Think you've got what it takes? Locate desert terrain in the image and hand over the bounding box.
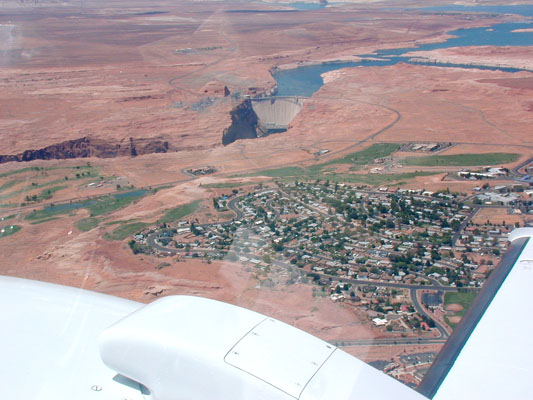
[0,0,532,387]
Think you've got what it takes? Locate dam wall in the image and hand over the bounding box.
[222,96,305,145]
[251,97,304,131]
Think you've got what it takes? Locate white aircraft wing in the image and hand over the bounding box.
[418,227,533,399]
[2,228,533,399]
[0,276,422,400]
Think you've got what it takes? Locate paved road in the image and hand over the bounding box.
[512,156,533,177]
[410,288,449,338]
[331,337,447,347]
[145,187,479,338]
[312,272,470,292]
[452,205,480,246]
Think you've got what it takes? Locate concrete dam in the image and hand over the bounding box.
[251,97,304,135]
[222,97,305,145]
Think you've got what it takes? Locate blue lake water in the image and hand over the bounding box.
[419,5,533,17]
[273,19,533,97]
[114,189,149,199]
[286,2,325,10]
[43,189,148,213]
[267,2,326,10]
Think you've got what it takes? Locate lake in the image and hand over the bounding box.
[273,6,533,97]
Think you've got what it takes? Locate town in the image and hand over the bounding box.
[130,179,530,352]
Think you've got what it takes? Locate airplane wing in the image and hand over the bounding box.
[0,277,422,400]
[1,228,532,399]
[418,227,533,399]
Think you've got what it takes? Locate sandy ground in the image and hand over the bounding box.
[344,343,443,365]
[0,1,531,360]
[472,207,525,226]
[445,303,464,312]
[0,208,376,342]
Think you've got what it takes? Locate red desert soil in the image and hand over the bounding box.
[0,209,375,342]
[447,316,462,324]
[0,0,531,345]
[345,343,444,365]
[472,207,525,226]
[0,1,510,155]
[316,63,533,149]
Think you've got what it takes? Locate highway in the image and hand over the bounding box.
[451,205,481,246]
[331,337,447,347]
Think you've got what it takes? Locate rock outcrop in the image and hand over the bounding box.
[222,100,259,145]
[0,137,169,164]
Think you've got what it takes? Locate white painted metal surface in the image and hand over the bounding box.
[434,228,533,399]
[1,276,424,400]
[224,317,336,398]
[0,276,143,400]
[100,295,424,400]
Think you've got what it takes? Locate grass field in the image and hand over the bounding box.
[321,143,401,166]
[244,165,442,185]
[444,291,478,328]
[401,153,519,167]
[30,217,62,225]
[87,192,146,217]
[25,202,88,221]
[0,179,23,193]
[0,224,21,238]
[25,190,148,221]
[238,143,408,183]
[201,182,257,189]
[158,200,201,224]
[76,217,100,232]
[0,165,101,202]
[0,167,40,178]
[36,185,68,201]
[0,179,76,201]
[245,167,307,178]
[105,222,149,241]
[315,171,442,185]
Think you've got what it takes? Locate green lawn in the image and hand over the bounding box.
[241,143,400,182]
[30,217,62,225]
[105,222,149,241]
[321,143,401,166]
[0,179,23,193]
[25,203,86,221]
[0,164,96,178]
[201,182,256,189]
[444,291,478,328]
[25,191,148,221]
[314,171,443,185]
[87,193,146,217]
[0,224,21,238]
[245,167,308,178]
[158,200,202,224]
[36,185,68,201]
[401,153,519,167]
[76,217,100,232]
[0,167,40,178]
[0,179,69,201]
